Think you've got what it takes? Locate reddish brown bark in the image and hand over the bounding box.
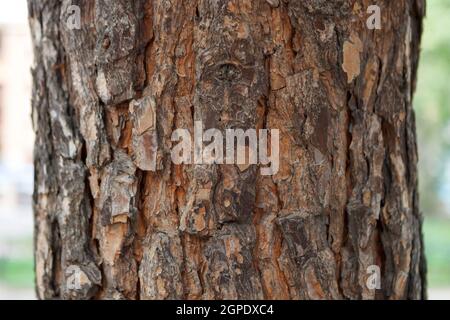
[29,0,426,300]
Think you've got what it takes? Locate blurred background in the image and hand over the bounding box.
[0,0,34,300]
[0,0,449,299]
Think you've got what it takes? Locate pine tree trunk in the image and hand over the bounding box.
[29,0,426,300]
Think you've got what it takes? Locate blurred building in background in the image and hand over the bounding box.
[0,2,35,299]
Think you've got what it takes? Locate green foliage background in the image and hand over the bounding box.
[415,0,450,287]
[416,0,450,217]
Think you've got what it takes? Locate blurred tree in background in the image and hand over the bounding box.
[415,0,450,288]
[416,0,450,217]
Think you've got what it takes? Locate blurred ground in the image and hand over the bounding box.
[0,286,34,300]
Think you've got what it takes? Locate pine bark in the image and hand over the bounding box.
[29,0,426,300]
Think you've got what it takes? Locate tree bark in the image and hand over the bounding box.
[29,0,426,300]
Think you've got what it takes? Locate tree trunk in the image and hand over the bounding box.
[29,0,426,300]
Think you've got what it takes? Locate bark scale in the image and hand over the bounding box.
[29,0,426,300]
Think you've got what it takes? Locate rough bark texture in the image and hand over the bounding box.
[29,0,426,300]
